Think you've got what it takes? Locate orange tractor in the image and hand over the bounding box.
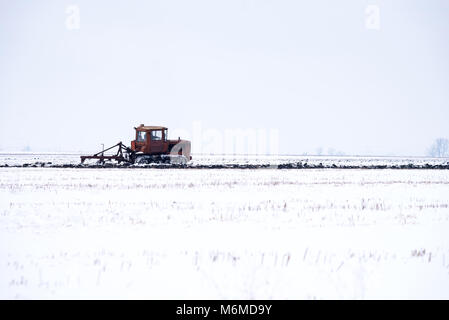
[80,124,191,165]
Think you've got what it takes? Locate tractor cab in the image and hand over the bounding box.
[131,125,168,154]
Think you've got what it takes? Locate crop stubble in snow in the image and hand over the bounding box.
[1,168,449,299]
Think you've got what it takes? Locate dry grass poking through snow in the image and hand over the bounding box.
[1,168,449,299]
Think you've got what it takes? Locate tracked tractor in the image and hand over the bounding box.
[80,124,191,165]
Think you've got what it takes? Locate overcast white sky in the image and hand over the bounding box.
[1,0,448,155]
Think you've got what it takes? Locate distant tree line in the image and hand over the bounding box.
[315,147,345,156]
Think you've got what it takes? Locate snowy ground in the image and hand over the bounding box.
[1,167,449,299]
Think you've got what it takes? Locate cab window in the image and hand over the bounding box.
[137,131,146,142]
[151,130,162,141]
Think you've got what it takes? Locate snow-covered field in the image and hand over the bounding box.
[1,166,449,299]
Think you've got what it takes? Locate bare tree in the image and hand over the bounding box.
[428,138,449,157]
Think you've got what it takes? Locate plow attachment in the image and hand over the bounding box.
[80,142,133,164]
